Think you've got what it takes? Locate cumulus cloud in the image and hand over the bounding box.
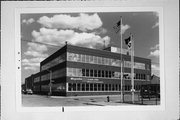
[24,42,48,57]
[22,58,44,70]
[32,27,110,49]
[149,44,159,57]
[149,49,159,57]
[93,28,107,35]
[22,43,48,71]
[151,64,160,76]
[152,22,159,29]
[37,13,102,31]
[121,24,130,34]
[152,12,159,29]
[150,44,159,50]
[22,18,35,25]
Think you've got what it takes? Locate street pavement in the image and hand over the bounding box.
[22,94,160,107]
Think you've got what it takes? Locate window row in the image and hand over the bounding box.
[68,83,142,92]
[124,61,146,70]
[41,53,66,71]
[67,67,149,80]
[67,52,148,70]
[67,67,120,79]
[34,77,40,83]
[123,73,147,80]
[41,69,66,81]
[67,52,121,67]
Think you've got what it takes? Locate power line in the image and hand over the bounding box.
[21,39,63,48]
[21,39,160,65]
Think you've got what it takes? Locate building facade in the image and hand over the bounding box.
[24,44,151,96]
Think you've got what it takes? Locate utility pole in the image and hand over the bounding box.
[130,33,135,103]
[120,16,123,103]
[47,69,52,96]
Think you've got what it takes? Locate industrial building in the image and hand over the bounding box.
[23,44,151,96]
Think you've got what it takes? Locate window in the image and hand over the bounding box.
[94,84,97,91]
[112,71,115,78]
[82,84,85,91]
[90,69,94,77]
[90,84,93,91]
[85,55,89,63]
[119,84,121,91]
[52,69,65,79]
[42,73,50,81]
[105,58,109,65]
[115,84,118,91]
[76,54,81,62]
[105,84,108,91]
[105,71,109,78]
[67,52,74,61]
[86,69,89,77]
[102,70,105,77]
[98,84,101,91]
[94,70,97,77]
[34,77,40,83]
[109,84,111,91]
[112,84,115,91]
[98,57,102,64]
[77,83,81,91]
[72,83,76,91]
[82,54,85,62]
[102,57,105,65]
[114,72,120,78]
[98,70,101,77]
[68,83,72,91]
[89,55,94,63]
[102,84,104,91]
[108,59,112,65]
[94,56,97,64]
[86,84,89,91]
[111,59,116,66]
[72,68,76,76]
[77,68,82,77]
[82,69,86,76]
[125,85,127,91]
[109,71,112,78]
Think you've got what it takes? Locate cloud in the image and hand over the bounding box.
[32,27,110,49]
[121,24,130,34]
[24,42,48,57]
[149,49,159,57]
[152,22,159,28]
[151,64,160,76]
[149,44,159,57]
[22,18,35,25]
[22,58,44,70]
[152,12,159,28]
[37,13,102,31]
[150,44,159,50]
[93,28,107,35]
[22,43,48,71]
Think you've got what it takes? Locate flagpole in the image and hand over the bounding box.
[120,16,123,102]
[130,33,135,103]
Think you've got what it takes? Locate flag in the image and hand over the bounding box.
[124,36,131,49]
[113,20,121,33]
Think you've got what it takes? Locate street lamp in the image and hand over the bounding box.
[46,69,52,96]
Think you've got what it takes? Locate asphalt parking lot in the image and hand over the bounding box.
[22,94,160,107]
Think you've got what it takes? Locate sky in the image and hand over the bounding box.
[21,12,159,84]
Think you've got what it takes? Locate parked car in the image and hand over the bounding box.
[26,89,33,95]
[22,89,27,94]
